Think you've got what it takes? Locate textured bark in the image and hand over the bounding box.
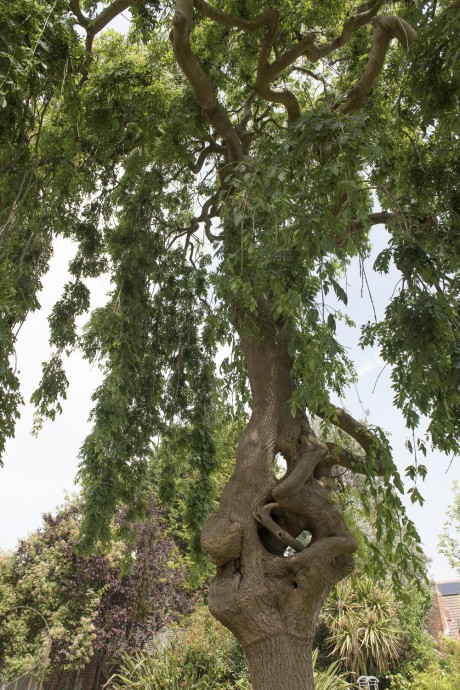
[245,635,314,690]
[201,306,357,689]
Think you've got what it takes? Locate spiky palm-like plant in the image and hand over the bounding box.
[324,577,404,677]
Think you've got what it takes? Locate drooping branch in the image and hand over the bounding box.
[341,16,417,114]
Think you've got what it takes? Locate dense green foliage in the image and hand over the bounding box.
[153,393,246,583]
[387,637,460,690]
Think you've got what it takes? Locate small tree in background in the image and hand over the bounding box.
[0,501,191,681]
[439,482,460,574]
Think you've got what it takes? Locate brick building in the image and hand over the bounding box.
[428,581,460,640]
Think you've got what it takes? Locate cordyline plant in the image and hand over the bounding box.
[1,0,459,688]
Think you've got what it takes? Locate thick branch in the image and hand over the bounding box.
[70,0,142,83]
[91,0,134,34]
[289,535,357,569]
[171,2,245,163]
[341,16,416,114]
[194,2,303,124]
[275,423,326,496]
[69,0,89,28]
[369,211,394,225]
[70,0,136,35]
[193,0,396,126]
[315,0,388,61]
[242,0,388,93]
[195,0,277,33]
[324,440,384,476]
[317,406,386,474]
[256,24,302,124]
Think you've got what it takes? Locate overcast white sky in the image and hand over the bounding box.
[1,12,458,583]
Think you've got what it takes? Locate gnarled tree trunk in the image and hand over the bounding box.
[201,305,357,690]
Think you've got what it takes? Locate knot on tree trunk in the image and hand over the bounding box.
[201,512,243,566]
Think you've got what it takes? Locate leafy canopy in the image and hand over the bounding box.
[0,0,459,583]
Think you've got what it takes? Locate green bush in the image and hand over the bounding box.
[408,662,460,690]
[312,649,352,690]
[108,605,249,689]
[386,637,460,690]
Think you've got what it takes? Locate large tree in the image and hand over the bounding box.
[1,1,459,688]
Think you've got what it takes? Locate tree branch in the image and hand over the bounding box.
[69,0,89,28]
[315,0,388,61]
[369,211,394,225]
[340,16,416,114]
[324,440,385,476]
[194,0,277,32]
[189,143,225,174]
[192,0,397,126]
[91,0,134,34]
[289,535,357,568]
[174,192,221,245]
[254,503,306,553]
[274,422,326,500]
[254,12,303,125]
[70,0,142,83]
[316,406,386,475]
[171,1,245,163]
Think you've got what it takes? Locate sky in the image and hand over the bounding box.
[1,10,459,583]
